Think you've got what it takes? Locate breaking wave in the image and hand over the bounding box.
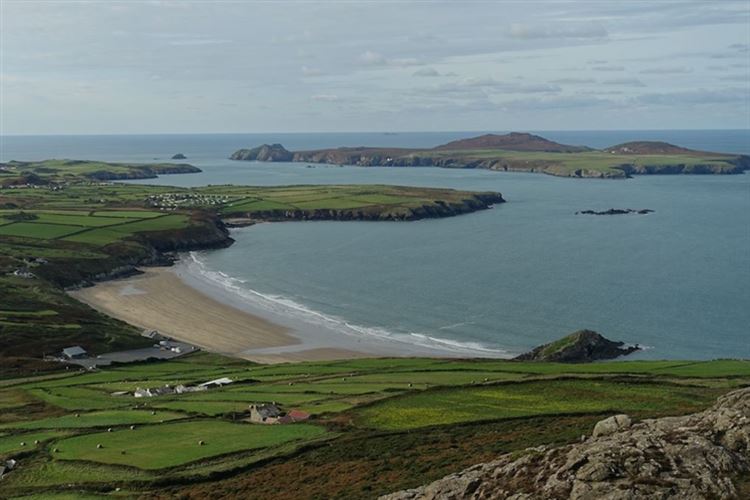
[183,251,508,357]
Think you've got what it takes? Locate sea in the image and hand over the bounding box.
[2,130,749,360]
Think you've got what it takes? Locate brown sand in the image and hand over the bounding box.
[69,267,365,363]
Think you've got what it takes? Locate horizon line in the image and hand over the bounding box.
[1,128,749,138]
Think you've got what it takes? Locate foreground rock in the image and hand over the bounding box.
[383,387,750,500]
[514,330,639,363]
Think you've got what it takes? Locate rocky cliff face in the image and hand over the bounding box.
[383,387,750,500]
[230,144,294,161]
[225,193,505,222]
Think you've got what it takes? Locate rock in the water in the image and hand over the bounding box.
[230,144,293,161]
[514,330,639,363]
[171,153,187,160]
[382,387,750,500]
[577,208,654,215]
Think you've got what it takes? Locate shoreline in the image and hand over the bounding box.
[69,267,367,363]
[69,253,512,363]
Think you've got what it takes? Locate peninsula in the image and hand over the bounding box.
[230,132,750,179]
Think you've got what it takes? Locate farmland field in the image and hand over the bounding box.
[0,353,747,498]
[52,420,328,469]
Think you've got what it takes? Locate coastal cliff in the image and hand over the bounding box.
[223,192,505,222]
[229,133,750,179]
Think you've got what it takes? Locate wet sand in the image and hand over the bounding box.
[69,267,366,363]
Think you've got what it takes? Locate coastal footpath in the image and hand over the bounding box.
[230,132,750,179]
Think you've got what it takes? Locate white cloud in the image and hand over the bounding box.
[413,67,441,77]
[602,77,646,87]
[639,66,692,74]
[311,94,339,102]
[592,65,625,72]
[509,22,607,39]
[359,51,422,67]
[301,66,323,77]
[550,77,596,84]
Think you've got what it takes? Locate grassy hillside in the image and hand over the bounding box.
[0,354,747,498]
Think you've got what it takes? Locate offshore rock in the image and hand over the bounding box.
[514,330,639,363]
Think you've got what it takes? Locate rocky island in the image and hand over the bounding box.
[230,132,750,179]
[514,329,640,362]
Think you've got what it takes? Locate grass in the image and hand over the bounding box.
[0,223,83,240]
[3,459,155,487]
[356,378,726,430]
[1,409,185,430]
[0,430,70,456]
[52,420,328,469]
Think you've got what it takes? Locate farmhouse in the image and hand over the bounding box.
[61,346,87,359]
[142,329,166,341]
[247,404,310,424]
[248,403,283,424]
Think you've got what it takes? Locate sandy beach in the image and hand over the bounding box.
[69,267,366,363]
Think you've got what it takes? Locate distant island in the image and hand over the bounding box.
[230,132,750,179]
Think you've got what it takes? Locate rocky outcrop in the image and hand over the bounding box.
[576,208,654,215]
[230,144,293,161]
[383,387,750,500]
[171,153,187,159]
[514,330,639,363]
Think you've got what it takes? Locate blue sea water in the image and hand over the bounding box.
[2,130,749,359]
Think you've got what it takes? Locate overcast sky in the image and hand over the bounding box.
[1,0,749,134]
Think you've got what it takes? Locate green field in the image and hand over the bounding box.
[52,420,328,469]
[356,378,724,430]
[1,409,185,430]
[0,430,70,456]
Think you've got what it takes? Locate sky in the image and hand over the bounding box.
[1,0,749,134]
